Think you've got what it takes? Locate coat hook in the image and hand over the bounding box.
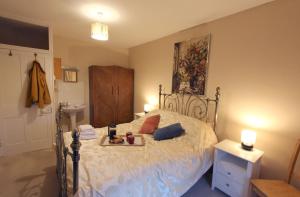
[34,53,37,60]
[9,50,12,56]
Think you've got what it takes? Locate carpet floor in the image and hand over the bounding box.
[0,149,226,197]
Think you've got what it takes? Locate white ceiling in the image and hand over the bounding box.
[0,0,273,50]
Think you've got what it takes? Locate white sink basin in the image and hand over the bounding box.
[62,104,86,114]
[62,104,86,130]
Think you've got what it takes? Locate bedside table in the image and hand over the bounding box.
[212,139,264,197]
[134,112,145,119]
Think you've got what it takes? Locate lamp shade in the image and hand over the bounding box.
[241,130,256,151]
[91,22,108,41]
[144,104,151,113]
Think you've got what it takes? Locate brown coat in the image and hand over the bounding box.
[26,61,51,108]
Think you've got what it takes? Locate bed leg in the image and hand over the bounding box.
[71,129,81,195]
[63,147,68,197]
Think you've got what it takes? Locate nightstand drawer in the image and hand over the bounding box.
[217,154,247,184]
[215,172,243,197]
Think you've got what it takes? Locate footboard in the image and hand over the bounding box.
[56,103,81,197]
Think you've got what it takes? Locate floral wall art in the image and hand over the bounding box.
[172,34,210,95]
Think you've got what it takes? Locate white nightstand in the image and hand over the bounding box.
[212,139,264,197]
[134,112,145,119]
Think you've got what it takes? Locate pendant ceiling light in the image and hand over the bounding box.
[91,22,108,41]
[91,12,108,41]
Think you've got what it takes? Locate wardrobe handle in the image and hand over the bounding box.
[118,86,119,95]
[112,86,113,95]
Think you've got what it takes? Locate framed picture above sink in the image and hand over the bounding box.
[63,68,78,83]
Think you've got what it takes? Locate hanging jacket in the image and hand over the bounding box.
[26,60,51,108]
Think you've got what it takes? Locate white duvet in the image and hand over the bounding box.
[64,110,218,197]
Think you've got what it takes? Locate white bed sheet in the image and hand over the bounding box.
[64,110,218,197]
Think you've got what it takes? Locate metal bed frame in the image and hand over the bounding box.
[159,85,220,131]
[56,84,220,196]
[56,104,80,197]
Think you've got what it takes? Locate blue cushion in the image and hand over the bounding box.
[153,123,185,141]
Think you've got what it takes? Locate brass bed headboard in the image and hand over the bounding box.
[158,84,220,131]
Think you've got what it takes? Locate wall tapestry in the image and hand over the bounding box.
[172,34,210,95]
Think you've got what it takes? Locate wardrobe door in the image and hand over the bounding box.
[115,67,134,124]
[89,66,116,128]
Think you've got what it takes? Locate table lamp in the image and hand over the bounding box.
[241,129,256,151]
[144,104,151,113]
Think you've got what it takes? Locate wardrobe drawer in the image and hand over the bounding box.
[215,172,243,197]
[217,155,247,184]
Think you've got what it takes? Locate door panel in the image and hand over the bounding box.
[26,115,50,151]
[89,66,116,127]
[3,117,26,147]
[28,118,47,141]
[1,117,27,155]
[116,67,134,124]
[0,53,22,117]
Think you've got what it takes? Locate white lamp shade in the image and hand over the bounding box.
[241,130,256,146]
[144,104,151,112]
[91,22,108,41]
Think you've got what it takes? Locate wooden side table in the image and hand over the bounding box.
[212,139,264,197]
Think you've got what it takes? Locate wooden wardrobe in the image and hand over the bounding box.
[89,65,134,128]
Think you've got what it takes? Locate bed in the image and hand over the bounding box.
[56,85,220,197]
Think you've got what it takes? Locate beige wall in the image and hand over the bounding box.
[129,0,300,184]
[53,36,129,125]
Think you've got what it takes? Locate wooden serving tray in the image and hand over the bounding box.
[100,135,145,146]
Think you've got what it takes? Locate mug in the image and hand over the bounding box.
[127,135,135,144]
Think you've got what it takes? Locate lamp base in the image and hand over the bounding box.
[241,143,253,151]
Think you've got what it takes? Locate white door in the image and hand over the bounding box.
[0,49,54,155]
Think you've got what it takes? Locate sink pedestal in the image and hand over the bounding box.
[69,112,77,131]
